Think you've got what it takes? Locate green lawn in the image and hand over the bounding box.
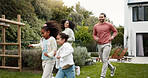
[0,69,42,78]
[0,62,148,78]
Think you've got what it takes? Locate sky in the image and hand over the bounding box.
[62,0,125,26]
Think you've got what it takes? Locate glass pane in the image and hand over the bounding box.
[138,6,144,21]
[145,6,148,21]
[133,7,138,22]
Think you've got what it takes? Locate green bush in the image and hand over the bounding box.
[0,49,42,69]
[73,47,90,67]
[90,52,99,57]
[75,26,93,47]
[22,49,42,69]
[0,47,90,69]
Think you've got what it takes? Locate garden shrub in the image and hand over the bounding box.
[0,49,42,69]
[90,52,99,57]
[73,47,90,67]
[0,46,90,69]
[75,26,93,47]
[22,49,42,69]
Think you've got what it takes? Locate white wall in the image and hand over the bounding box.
[124,0,148,57]
[129,0,148,3]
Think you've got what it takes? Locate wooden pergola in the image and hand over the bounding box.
[0,15,25,71]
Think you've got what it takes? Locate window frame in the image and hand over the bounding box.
[132,6,148,22]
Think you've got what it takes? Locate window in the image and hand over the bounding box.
[133,6,148,22]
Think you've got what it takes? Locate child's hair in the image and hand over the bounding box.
[42,21,61,38]
[58,33,69,42]
[60,19,75,30]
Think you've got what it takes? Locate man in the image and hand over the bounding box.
[93,13,118,78]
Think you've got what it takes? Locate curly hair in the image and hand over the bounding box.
[61,19,67,30]
[58,33,69,42]
[42,20,61,38]
[60,19,75,30]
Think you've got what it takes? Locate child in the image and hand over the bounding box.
[61,19,80,75]
[55,33,75,78]
[28,21,60,78]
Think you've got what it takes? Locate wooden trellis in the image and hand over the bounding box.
[0,15,25,71]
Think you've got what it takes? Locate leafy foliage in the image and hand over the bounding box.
[0,47,89,68]
[112,27,124,47]
[0,0,35,21]
[73,47,89,67]
[31,0,53,21]
[0,0,124,50]
[69,12,84,26]
[75,26,93,46]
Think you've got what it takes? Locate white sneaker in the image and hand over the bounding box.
[100,76,105,78]
[111,67,116,76]
[52,74,55,78]
[76,66,80,75]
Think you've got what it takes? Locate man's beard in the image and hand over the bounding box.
[100,19,104,23]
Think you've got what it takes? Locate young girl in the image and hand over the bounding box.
[61,19,80,75]
[55,33,75,78]
[28,21,60,78]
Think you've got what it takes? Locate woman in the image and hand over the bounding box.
[61,19,75,45]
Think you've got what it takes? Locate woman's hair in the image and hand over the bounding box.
[68,20,75,30]
[41,21,61,38]
[61,19,67,30]
[60,19,75,30]
[58,33,69,42]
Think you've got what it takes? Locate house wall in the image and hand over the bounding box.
[124,0,148,57]
[129,0,148,3]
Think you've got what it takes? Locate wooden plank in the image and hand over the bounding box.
[0,18,25,26]
[0,66,19,69]
[2,15,5,66]
[0,54,19,57]
[0,43,19,45]
[0,23,10,27]
[17,15,22,72]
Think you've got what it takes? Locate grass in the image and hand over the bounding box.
[0,62,148,78]
[76,62,148,78]
[0,69,42,78]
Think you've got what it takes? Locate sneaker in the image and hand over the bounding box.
[111,67,116,76]
[76,66,80,75]
[52,74,55,78]
[100,76,105,78]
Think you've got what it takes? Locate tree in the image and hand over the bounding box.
[31,0,53,21]
[49,0,73,22]
[112,27,124,47]
[0,0,35,21]
[85,16,99,26]
[75,2,93,19]
[69,12,84,26]
[65,2,94,26]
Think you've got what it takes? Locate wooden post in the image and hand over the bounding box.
[17,15,22,72]
[0,15,25,71]
[2,15,5,66]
